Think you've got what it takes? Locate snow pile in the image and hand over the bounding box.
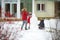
[0,21,53,40]
[44,19,60,40]
[57,19,60,30]
[49,19,57,29]
[19,30,52,40]
[0,22,22,40]
[30,11,39,30]
[44,19,50,31]
[44,19,57,31]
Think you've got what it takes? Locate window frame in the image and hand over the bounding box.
[5,2,17,18]
[37,3,45,11]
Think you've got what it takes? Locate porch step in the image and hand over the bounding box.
[0,18,22,22]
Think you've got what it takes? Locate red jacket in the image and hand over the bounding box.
[21,11,28,20]
[27,16,31,23]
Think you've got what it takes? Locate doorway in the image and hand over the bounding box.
[55,1,60,18]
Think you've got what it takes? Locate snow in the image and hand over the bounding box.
[18,30,52,40]
[2,21,52,40]
[57,19,60,30]
[44,19,57,31]
[0,12,60,40]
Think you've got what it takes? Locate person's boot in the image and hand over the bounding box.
[25,27,27,30]
[28,27,30,29]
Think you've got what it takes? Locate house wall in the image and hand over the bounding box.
[34,1,55,18]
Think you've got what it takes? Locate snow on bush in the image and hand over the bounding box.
[0,22,21,40]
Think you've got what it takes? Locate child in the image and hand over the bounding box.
[27,12,32,29]
[38,19,45,29]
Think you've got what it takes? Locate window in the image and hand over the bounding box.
[20,3,23,10]
[5,4,10,12]
[41,4,45,11]
[37,4,40,10]
[37,4,45,11]
[5,3,17,17]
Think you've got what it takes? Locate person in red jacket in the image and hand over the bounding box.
[5,11,13,17]
[27,12,32,29]
[21,8,28,30]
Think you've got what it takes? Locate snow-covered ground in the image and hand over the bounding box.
[2,21,52,40]
[0,12,60,40]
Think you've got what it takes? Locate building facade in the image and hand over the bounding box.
[0,0,60,21]
[34,0,60,20]
[0,0,32,19]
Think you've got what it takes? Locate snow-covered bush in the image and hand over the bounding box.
[0,22,21,40]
